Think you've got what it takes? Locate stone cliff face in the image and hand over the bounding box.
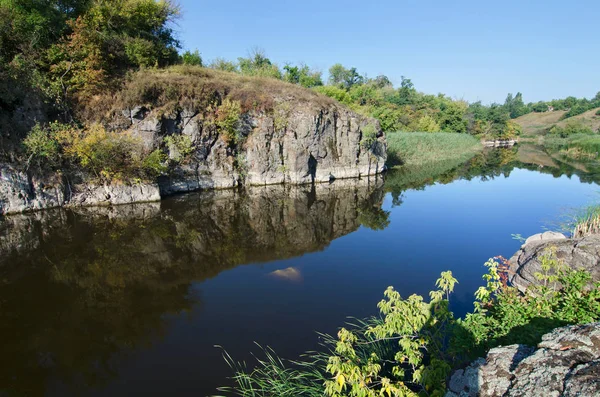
[0,100,386,215]
[122,102,387,195]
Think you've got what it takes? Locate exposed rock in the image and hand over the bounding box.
[522,231,566,247]
[0,165,161,215]
[509,233,600,292]
[0,165,65,215]
[445,322,600,397]
[67,182,161,207]
[123,103,386,193]
[0,99,386,214]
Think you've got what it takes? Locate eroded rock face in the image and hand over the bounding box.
[123,104,387,195]
[445,323,600,397]
[0,165,65,215]
[0,102,386,214]
[0,165,161,215]
[509,233,600,292]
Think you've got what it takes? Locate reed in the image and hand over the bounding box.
[572,205,600,238]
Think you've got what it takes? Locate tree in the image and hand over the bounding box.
[181,49,202,66]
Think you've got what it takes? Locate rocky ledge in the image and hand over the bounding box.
[445,322,600,397]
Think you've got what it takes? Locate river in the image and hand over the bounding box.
[1,146,599,396]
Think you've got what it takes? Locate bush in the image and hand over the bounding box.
[23,123,62,167]
[215,99,242,145]
[549,121,594,137]
[360,124,378,149]
[313,86,353,106]
[181,50,202,66]
[163,134,193,162]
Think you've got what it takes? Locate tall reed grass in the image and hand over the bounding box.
[386,132,482,168]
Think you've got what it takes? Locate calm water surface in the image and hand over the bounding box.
[1,147,599,396]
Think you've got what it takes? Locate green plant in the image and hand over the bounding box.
[23,123,62,167]
[215,99,242,145]
[360,124,378,149]
[455,251,600,355]
[163,134,193,163]
[142,148,168,176]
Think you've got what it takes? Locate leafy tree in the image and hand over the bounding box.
[181,49,202,66]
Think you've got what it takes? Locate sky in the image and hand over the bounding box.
[176,0,599,104]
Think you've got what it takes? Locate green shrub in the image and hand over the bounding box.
[181,50,202,66]
[142,149,168,176]
[215,99,242,145]
[313,85,353,106]
[23,123,62,167]
[549,121,594,137]
[360,124,378,149]
[163,134,193,163]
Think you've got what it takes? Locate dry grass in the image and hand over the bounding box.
[79,66,336,123]
[514,107,600,136]
[513,110,568,135]
[555,107,600,132]
[573,206,600,238]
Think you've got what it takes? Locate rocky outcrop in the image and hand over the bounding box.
[509,232,600,292]
[0,99,386,215]
[445,322,600,397]
[0,165,161,215]
[127,103,387,195]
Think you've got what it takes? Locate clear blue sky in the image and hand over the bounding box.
[177,0,599,104]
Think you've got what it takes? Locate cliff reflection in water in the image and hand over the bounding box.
[0,177,386,396]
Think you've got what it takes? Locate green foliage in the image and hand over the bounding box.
[181,49,202,66]
[164,134,193,163]
[313,85,353,106]
[238,48,282,79]
[549,121,594,137]
[360,124,379,149]
[209,57,238,72]
[415,114,441,132]
[142,148,168,176]
[215,99,242,145]
[283,64,323,88]
[23,123,62,167]
[324,272,457,397]
[386,132,481,168]
[45,0,180,98]
[328,64,364,90]
[455,252,600,355]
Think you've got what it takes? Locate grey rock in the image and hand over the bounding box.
[510,233,600,292]
[0,165,65,215]
[445,323,600,397]
[0,100,386,214]
[522,231,566,248]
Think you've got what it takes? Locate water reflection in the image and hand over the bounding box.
[2,144,600,396]
[0,178,384,395]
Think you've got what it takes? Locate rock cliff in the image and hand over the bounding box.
[0,96,386,215]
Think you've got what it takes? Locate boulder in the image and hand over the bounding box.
[445,322,600,397]
[509,233,600,292]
